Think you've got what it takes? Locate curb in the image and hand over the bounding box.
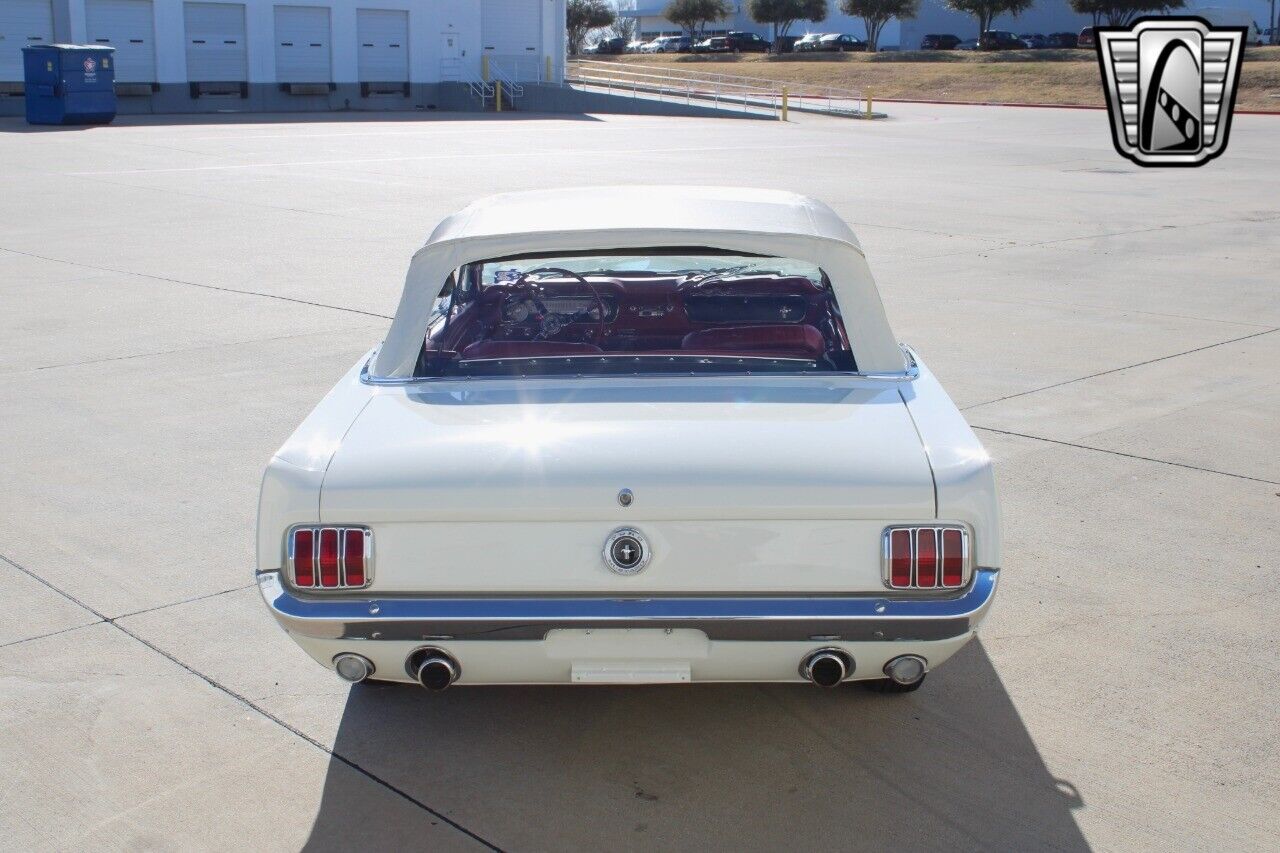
[874,96,1280,115]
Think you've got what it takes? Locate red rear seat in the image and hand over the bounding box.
[459,340,604,360]
[680,325,826,359]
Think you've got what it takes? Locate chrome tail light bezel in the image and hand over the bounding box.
[287,525,374,591]
[881,525,972,591]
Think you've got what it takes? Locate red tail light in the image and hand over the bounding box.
[293,528,315,587]
[883,526,970,591]
[941,528,964,588]
[888,529,913,588]
[343,529,366,586]
[318,529,340,587]
[289,526,372,590]
[915,529,938,587]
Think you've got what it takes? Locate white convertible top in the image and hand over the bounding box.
[374,186,906,377]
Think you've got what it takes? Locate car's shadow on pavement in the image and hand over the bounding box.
[302,640,1087,851]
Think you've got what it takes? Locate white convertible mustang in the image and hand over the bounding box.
[258,187,999,693]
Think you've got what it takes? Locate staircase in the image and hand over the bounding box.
[459,56,528,111]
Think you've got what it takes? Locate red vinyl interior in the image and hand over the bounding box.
[424,275,853,367]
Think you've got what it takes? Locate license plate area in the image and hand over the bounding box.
[547,628,708,683]
[571,663,691,684]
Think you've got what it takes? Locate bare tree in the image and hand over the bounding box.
[612,14,639,43]
[568,0,617,54]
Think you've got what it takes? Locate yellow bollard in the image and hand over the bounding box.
[481,55,490,82]
[496,82,502,112]
[545,55,552,82]
[781,86,788,122]
[865,89,873,120]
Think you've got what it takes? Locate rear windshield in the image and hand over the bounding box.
[414,252,856,378]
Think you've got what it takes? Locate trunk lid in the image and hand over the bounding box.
[320,378,935,593]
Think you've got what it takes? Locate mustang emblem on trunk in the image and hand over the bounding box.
[604,528,650,575]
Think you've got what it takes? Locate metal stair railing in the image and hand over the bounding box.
[488,58,526,105]
[467,78,495,108]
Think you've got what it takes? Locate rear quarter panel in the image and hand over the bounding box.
[899,351,1002,569]
[256,351,376,573]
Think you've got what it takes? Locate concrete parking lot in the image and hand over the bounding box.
[1,104,1277,851]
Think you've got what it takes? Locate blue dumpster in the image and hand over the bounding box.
[22,44,117,126]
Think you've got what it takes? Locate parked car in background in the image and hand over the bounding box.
[956,38,980,51]
[795,33,826,52]
[594,36,629,55]
[626,40,646,53]
[920,34,961,50]
[773,35,800,53]
[695,32,772,53]
[1046,32,1078,48]
[641,37,679,53]
[725,31,773,53]
[815,33,867,52]
[1019,33,1047,48]
[258,186,1002,693]
[1077,27,1096,48]
[980,30,1024,50]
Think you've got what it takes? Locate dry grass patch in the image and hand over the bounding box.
[583,49,1280,111]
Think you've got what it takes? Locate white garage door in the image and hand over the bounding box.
[184,2,247,80]
[0,0,53,82]
[481,0,540,54]
[86,0,156,84]
[357,9,408,82]
[274,5,330,83]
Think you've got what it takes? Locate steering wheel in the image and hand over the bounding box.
[513,267,608,345]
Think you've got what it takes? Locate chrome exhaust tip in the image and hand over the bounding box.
[333,653,374,683]
[800,648,852,687]
[406,648,460,691]
[883,654,928,687]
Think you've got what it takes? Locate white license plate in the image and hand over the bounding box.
[571,663,691,684]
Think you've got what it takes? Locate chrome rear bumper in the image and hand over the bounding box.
[258,568,999,644]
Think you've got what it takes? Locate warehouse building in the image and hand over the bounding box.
[0,0,566,115]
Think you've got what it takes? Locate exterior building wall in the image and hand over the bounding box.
[2,0,565,115]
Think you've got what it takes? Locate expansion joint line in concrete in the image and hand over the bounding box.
[0,552,505,853]
[971,426,1280,486]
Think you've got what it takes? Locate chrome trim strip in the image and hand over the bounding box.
[360,344,920,385]
[257,568,998,643]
